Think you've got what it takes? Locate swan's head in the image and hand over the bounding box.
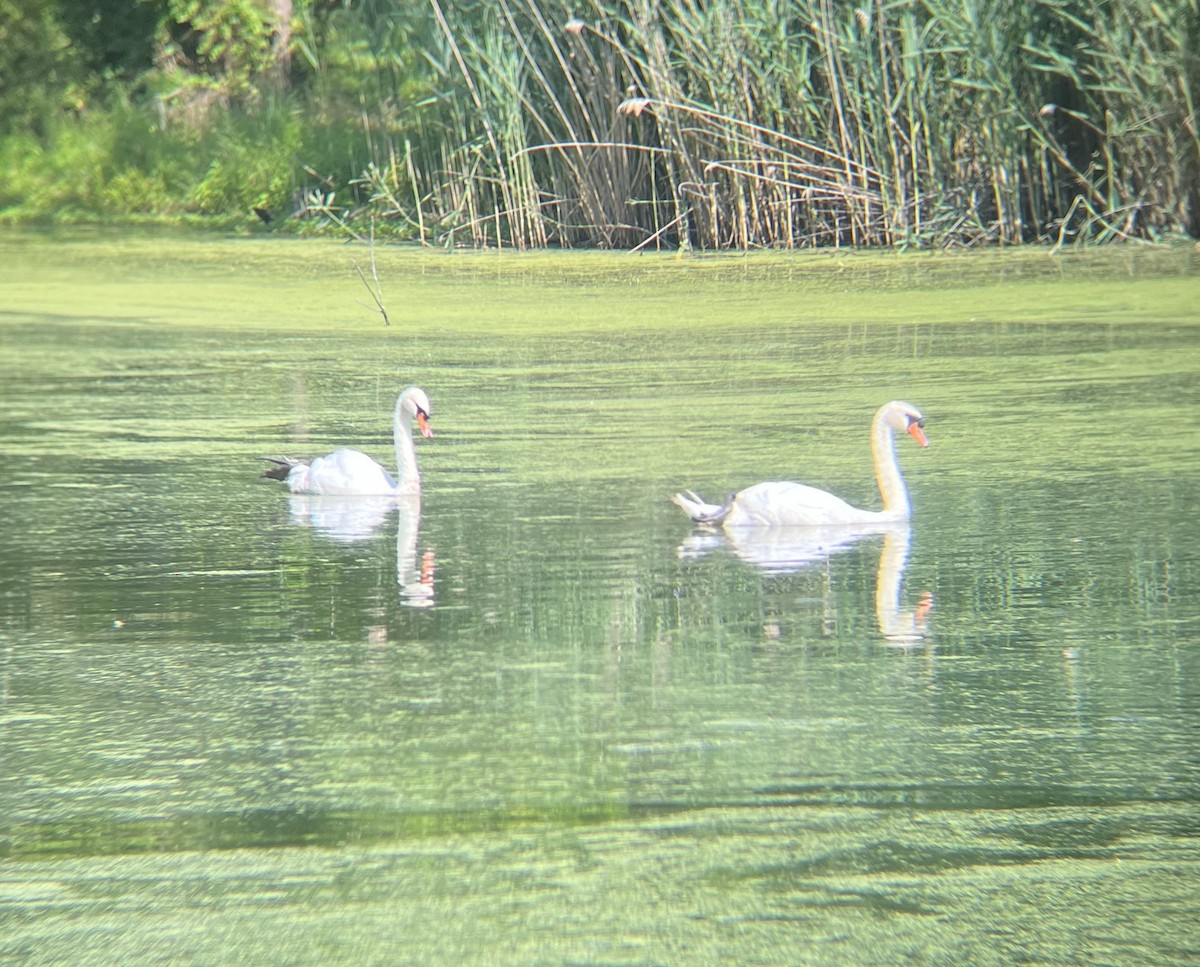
[880,401,929,447]
[401,387,434,439]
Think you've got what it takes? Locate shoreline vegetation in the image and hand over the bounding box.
[2,1,1197,251]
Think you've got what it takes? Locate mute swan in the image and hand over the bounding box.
[262,386,432,496]
[672,400,928,527]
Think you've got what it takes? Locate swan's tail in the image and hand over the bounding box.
[260,456,305,482]
[671,489,732,525]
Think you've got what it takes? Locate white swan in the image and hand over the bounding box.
[672,400,928,527]
[262,386,432,496]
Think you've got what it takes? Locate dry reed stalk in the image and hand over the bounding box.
[327,0,1197,247]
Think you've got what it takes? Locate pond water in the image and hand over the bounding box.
[1,229,1198,965]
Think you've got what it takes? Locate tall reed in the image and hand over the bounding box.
[323,0,1200,249]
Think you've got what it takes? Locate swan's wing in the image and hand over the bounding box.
[294,448,397,495]
[725,481,872,527]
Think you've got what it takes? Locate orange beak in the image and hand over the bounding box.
[417,411,433,439]
[907,422,929,447]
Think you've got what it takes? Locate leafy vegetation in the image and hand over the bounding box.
[1,0,1197,248]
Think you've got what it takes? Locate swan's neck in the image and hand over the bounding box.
[392,396,420,493]
[871,412,910,518]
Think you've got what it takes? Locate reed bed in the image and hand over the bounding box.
[321,0,1192,249]
[16,0,1185,248]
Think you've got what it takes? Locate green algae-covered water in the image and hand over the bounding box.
[1,229,1198,965]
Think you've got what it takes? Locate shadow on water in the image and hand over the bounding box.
[749,780,1200,814]
[7,777,1194,861]
[737,838,1113,898]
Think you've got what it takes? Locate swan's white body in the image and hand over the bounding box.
[264,386,432,496]
[672,400,928,528]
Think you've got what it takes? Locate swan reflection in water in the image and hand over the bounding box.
[678,523,931,642]
[285,493,435,608]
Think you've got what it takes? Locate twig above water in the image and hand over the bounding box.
[354,221,389,327]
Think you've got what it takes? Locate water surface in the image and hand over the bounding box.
[1,231,1198,965]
